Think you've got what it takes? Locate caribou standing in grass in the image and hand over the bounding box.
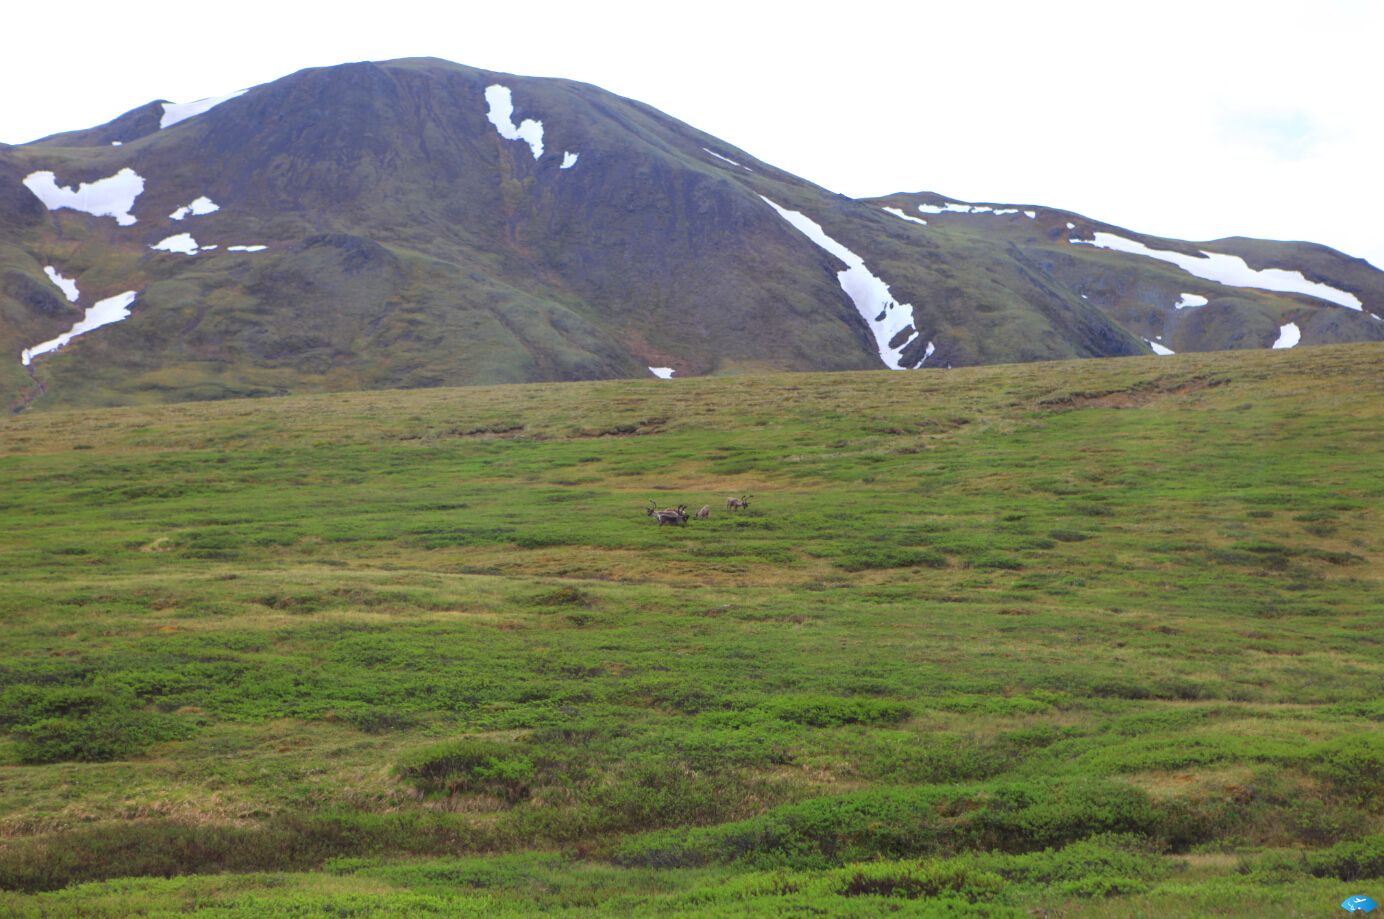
[646,500,690,525]
[726,495,752,511]
[695,505,711,520]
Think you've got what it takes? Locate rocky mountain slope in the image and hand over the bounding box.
[3,57,1381,409]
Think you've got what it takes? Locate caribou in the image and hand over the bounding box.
[695,505,711,520]
[725,494,752,511]
[646,500,690,525]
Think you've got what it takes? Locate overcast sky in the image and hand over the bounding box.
[5,0,1379,267]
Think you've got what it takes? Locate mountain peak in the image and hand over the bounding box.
[3,57,1381,410]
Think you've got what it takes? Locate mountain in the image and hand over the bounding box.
[3,57,1381,410]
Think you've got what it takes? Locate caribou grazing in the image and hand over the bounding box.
[695,505,711,520]
[646,500,690,525]
[726,494,752,511]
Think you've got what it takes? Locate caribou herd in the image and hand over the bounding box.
[645,495,751,525]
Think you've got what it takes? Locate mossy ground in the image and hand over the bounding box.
[1,344,1380,915]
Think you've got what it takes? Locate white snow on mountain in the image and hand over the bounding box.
[561,151,579,169]
[1071,232,1362,310]
[1147,339,1175,355]
[702,148,749,170]
[169,196,220,220]
[1175,293,1208,309]
[761,196,920,370]
[881,206,927,226]
[44,267,79,303]
[21,291,137,366]
[1272,322,1301,349]
[23,168,144,226]
[151,233,201,255]
[484,85,544,159]
[160,90,247,129]
[227,245,268,252]
[649,366,675,379]
[917,201,1030,218]
[919,202,996,215]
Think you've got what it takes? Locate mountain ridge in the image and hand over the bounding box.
[3,56,1381,410]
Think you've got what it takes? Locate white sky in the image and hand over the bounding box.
[5,0,1379,268]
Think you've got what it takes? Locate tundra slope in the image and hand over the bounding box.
[0,344,1380,914]
[2,57,1382,409]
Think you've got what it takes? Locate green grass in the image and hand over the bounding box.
[0,344,1381,915]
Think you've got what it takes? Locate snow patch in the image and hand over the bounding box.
[916,201,1025,217]
[44,267,79,303]
[21,291,137,366]
[1066,222,1076,230]
[649,366,675,379]
[702,147,750,170]
[881,206,927,226]
[919,341,936,365]
[761,196,921,370]
[561,151,578,169]
[160,90,247,129]
[226,245,267,252]
[1146,339,1175,355]
[111,141,122,146]
[151,233,200,255]
[484,84,544,159]
[1272,322,1301,349]
[23,168,144,226]
[917,202,977,215]
[1071,232,1362,310]
[169,196,219,220]
[1174,293,1208,310]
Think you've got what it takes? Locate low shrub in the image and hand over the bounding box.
[759,695,912,727]
[978,833,1168,889]
[863,733,1014,784]
[1303,834,1384,881]
[1304,734,1384,805]
[1251,834,1384,882]
[4,686,190,764]
[0,812,493,893]
[530,586,596,607]
[396,739,535,802]
[973,554,1024,570]
[340,706,420,734]
[836,859,1005,902]
[836,547,948,571]
[614,779,1177,870]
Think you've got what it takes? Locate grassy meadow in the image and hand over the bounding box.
[0,344,1381,916]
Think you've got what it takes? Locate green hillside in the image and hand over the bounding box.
[4,58,1382,411]
[1,345,1381,916]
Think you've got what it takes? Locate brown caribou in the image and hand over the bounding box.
[646,500,690,525]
